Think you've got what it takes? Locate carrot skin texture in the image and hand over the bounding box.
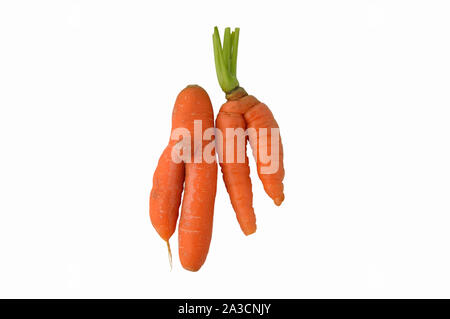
[175,86,217,272]
[244,103,285,206]
[149,144,185,241]
[216,112,256,235]
[179,161,217,271]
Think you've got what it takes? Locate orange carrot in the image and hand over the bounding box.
[213,27,285,235]
[150,144,184,242]
[150,85,217,271]
[216,109,256,235]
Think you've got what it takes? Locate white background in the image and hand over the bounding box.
[1,0,449,298]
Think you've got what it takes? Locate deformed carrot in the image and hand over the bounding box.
[150,85,217,271]
[213,27,285,235]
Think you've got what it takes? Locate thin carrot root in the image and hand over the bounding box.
[166,240,173,271]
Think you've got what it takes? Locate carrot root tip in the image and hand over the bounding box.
[242,224,257,236]
[244,229,256,236]
[166,240,173,271]
[274,194,285,206]
[182,265,201,272]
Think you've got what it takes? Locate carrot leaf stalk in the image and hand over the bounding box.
[213,26,240,94]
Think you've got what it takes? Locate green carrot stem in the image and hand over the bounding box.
[223,27,231,72]
[231,28,239,76]
[212,26,240,94]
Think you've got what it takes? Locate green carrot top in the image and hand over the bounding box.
[212,26,240,94]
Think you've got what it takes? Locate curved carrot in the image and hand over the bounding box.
[212,27,285,235]
[150,144,184,242]
[245,102,285,205]
[216,111,256,235]
[149,85,217,271]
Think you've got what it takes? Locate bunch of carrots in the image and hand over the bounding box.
[149,27,285,271]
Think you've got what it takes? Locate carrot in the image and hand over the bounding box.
[150,85,217,271]
[150,144,184,242]
[216,108,256,235]
[213,27,285,235]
